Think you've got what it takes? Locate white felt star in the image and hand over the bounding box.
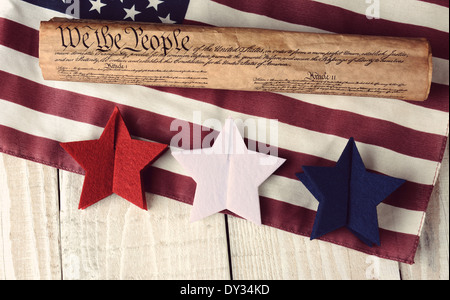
[172,118,286,225]
[89,0,107,14]
[158,13,177,24]
[147,0,164,10]
[123,4,141,21]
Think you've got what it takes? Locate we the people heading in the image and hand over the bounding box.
[56,23,191,56]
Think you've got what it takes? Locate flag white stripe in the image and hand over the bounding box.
[185,0,330,33]
[282,92,449,137]
[378,204,425,236]
[0,99,425,236]
[312,0,449,33]
[0,45,443,185]
[0,99,104,142]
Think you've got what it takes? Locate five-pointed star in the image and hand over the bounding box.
[89,0,107,14]
[147,0,164,10]
[123,4,141,21]
[159,13,177,24]
[172,118,286,225]
[60,107,167,210]
[296,138,405,247]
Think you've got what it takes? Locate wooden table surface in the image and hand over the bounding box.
[0,140,448,280]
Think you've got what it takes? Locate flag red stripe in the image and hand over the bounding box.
[0,124,79,172]
[408,83,449,112]
[0,18,38,58]
[418,0,450,8]
[153,86,447,161]
[0,70,445,163]
[0,71,437,212]
[212,0,449,60]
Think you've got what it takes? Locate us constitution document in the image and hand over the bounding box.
[39,18,432,101]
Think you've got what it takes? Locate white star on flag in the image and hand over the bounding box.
[159,13,177,24]
[147,0,164,10]
[123,4,141,21]
[89,0,107,14]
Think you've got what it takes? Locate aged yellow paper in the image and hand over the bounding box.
[39,18,432,101]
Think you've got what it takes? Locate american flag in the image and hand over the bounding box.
[23,0,190,23]
[0,0,448,264]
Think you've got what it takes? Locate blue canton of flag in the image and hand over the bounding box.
[21,0,190,24]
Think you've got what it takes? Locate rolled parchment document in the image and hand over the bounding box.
[39,18,432,101]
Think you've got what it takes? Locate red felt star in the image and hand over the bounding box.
[60,107,168,210]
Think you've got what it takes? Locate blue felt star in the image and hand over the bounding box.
[296,138,405,247]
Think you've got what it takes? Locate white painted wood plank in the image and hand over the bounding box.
[58,170,231,280]
[0,153,61,280]
[400,141,449,279]
[227,216,400,280]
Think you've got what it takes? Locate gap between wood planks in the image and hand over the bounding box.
[56,168,64,280]
[224,214,234,280]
